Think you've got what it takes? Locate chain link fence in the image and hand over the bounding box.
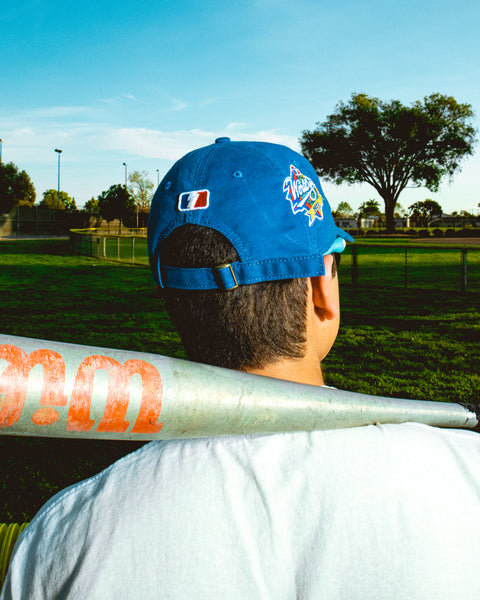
[70,230,149,266]
[339,244,480,292]
[70,231,480,292]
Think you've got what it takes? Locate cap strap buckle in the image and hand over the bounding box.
[214,263,239,291]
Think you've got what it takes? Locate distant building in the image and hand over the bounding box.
[359,217,410,229]
[430,214,480,228]
[334,218,358,229]
[334,216,412,230]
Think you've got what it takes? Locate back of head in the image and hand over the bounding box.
[148,138,352,370]
[160,224,308,369]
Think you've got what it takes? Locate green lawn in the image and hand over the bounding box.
[1,238,479,521]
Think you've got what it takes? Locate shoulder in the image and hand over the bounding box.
[18,423,480,530]
[6,426,480,599]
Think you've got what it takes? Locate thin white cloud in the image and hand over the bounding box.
[225,122,249,131]
[100,125,299,159]
[10,106,92,118]
[101,127,214,159]
[100,94,143,105]
[168,98,188,112]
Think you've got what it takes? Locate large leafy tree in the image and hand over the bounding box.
[0,162,36,214]
[97,184,136,228]
[300,93,477,232]
[84,197,99,212]
[333,201,354,218]
[408,199,443,227]
[39,189,76,211]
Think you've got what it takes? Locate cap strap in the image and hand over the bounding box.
[159,256,326,290]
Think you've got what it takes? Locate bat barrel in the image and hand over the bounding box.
[0,334,477,440]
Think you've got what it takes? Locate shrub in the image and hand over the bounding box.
[418,229,430,237]
[459,228,480,237]
[432,228,444,237]
[366,229,377,236]
[406,229,418,236]
[445,229,456,237]
[347,228,365,237]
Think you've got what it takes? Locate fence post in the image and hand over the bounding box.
[461,249,468,292]
[351,245,358,286]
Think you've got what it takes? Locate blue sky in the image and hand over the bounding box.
[1,0,479,213]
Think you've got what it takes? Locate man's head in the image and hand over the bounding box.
[148,138,352,371]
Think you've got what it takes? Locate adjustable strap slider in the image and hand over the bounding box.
[214,263,239,291]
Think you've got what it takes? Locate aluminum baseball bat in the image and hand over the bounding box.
[0,334,477,440]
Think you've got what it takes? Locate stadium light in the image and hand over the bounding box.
[54,149,62,209]
[123,162,127,189]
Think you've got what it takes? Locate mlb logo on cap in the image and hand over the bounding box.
[178,190,210,211]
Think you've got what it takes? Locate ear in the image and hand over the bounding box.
[310,255,340,321]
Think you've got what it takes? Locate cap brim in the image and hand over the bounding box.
[323,230,354,256]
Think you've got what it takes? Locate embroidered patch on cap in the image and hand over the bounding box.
[283,165,323,226]
[178,190,210,211]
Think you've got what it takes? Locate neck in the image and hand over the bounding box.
[246,354,325,387]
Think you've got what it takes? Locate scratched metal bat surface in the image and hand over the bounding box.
[0,334,477,440]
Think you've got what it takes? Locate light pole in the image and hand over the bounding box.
[54,149,62,209]
[0,139,3,164]
[123,162,127,189]
[156,169,160,187]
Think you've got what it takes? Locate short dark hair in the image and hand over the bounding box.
[159,225,309,370]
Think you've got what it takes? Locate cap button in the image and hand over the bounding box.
[215,137,230,144]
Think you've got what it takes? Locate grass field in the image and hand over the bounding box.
[1,238,479,521]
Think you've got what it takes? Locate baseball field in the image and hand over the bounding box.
[1,238,479,521]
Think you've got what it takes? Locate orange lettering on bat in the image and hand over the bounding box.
[125,359,163,434]
[67,356,163,434]
[0,345,67,428]
[0,345,29,428]
[29,349,68,425]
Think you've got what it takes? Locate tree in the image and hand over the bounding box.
[128,170,154,226]
[358,199,381,219]
[333,201,354,218]
[39,189,75,211]
[0,162,36,214]
[300,93,477,233]
[408,199,443,227]
[84,197,99,212]
[65,197,77,212]
[97,184,136,229]
[128,170,154,213]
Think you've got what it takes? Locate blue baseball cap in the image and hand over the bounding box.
[148,138,353,290]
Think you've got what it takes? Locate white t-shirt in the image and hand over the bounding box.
[3,423,480,599]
